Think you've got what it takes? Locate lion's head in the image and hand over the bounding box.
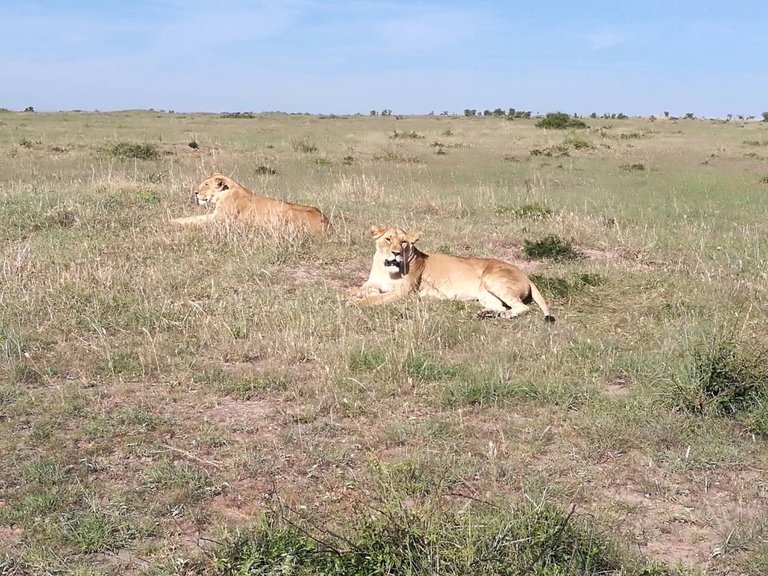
[194,173,231,207]
[370,225,421,276]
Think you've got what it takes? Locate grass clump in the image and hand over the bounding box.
[564,133,594,150]
[390,129,424,139]
[211,498,642,575]
[105,142,160,160]
[254,164,278,175]
[536,112,587,130]
[529,272,605,300]
[405,355,460,383]
[348,348,388,373]
[530,144,570,157]
[309,156,332,167]
[676,337,768,435]
[523,235,582,261]
[292,138,318,153]
[440,375,525,407]
[496,202,553,220]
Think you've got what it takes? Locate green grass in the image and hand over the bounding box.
[0,110,766,574]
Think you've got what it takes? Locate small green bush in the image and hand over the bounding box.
[523,235,582,261]
[106,142,160,160]
[676,338,768,435]
[535,112,587,130]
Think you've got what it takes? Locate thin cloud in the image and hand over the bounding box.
[586,31,624,50]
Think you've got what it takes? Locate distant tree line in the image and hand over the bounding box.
[463,108,532,119]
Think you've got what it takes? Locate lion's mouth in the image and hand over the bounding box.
[384,257,400,268]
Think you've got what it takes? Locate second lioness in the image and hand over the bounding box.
[347,225,555,322]
[171,173,331,233]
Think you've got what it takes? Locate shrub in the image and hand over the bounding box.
[523,235,582,261]
[106,142,160,160]
[535,112,587,130]
[219,112,256,119]
[675,338,768,435]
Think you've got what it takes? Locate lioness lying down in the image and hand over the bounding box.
[347,225,555,322]
[171,173,331,233]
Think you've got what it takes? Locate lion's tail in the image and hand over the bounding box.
[529,280,555,323]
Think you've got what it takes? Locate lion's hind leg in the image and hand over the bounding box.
[476,266,533,320]
[476,290,530,319]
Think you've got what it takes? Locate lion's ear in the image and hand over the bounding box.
[406,231,421,244]
[214,177,229,190]
[370,225,385,238]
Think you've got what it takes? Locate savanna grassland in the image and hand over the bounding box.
[1,109,767,575]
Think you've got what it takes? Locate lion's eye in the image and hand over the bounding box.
[384,236,391,242]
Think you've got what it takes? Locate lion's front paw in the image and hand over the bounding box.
[346,286,381,305]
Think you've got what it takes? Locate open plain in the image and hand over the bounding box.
[0,110,767,574]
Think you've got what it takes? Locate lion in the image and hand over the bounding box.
[170,173,331,233]
[347,225,555,322]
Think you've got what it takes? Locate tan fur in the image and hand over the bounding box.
[170,173,331,233]
[347,225,555,322]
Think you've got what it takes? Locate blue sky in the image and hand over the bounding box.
[2,1,767,117]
